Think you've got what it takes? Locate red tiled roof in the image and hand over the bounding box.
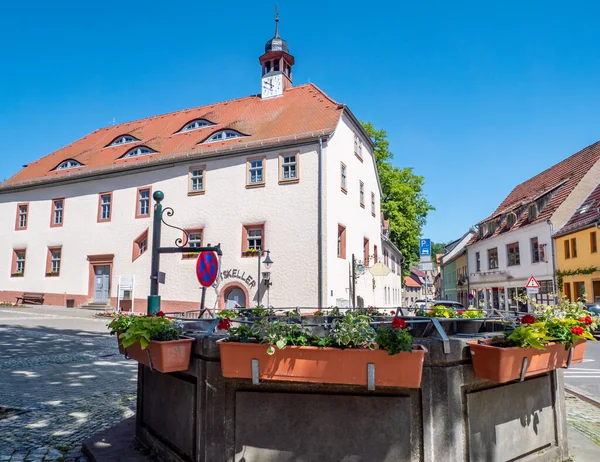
[1,84,343,189]
[468,141,600,245]
[410,267,425,277]
[555,182,600,237]
[404,276,421,288]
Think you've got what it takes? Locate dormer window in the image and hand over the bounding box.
[108,135,139,147]
[506,213,516,228]
[529,204,538,221]
[479,224,486,238]
[488,221,496,235]
[179,119,214,133]
[122,146,157,158]
[55,159,83,171]
[205,130,244,143]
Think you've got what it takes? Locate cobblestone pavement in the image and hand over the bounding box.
[0,307,138,461]
[566,393,600,454]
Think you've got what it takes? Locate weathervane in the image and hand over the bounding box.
[274,5,279,37]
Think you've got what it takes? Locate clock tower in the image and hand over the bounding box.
[260,9,294,99]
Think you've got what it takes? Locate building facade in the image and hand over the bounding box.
[468,142,600,311]
[0,21,400,312]
[440,230,474,306]
[554,182,600,303]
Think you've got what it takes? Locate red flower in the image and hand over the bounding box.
[146,313,154,317]
[390,311,396,316]
[392,318,407,329]
[218,318,232,331]
[457,310,463,315]
[571,326,585,336]
[156,311,165,317]
[520,315,536,324]
[579,316,594,325]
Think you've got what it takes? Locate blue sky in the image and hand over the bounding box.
[2,1,600,243]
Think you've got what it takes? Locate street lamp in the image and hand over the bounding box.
[257,249,274,306]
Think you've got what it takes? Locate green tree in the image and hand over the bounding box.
[430,242,448,258]
[362,122,434,276]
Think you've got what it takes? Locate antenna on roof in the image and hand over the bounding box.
[274,5,279,37]
[111,117,116,126]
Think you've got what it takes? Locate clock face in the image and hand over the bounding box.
[262,73,283,99]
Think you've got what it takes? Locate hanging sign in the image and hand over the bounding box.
[526,276,541,289]
[196,251,219,287]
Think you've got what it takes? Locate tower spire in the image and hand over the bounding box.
[274,5,279,37]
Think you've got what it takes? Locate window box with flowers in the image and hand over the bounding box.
[469,302,597,383]
[107,311,194,373]
[217,312,427,388]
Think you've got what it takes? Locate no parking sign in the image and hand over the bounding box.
[196,251,219,287]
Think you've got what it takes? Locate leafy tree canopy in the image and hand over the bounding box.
[362,121,434,276]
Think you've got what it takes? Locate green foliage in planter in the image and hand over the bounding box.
[505,323,553,349]
[376,326,413,355]
[216,309,239,319]
[223,312,415,356]
[331,313,376,349]
[107,313,137,336]
[119,315,183,350]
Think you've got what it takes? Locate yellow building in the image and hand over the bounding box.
[554,183,600,302]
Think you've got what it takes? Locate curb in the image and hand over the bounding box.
[565,386,600,409]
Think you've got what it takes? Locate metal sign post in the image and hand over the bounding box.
[148,191,223,314]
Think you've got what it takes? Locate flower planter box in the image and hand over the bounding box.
[217,339,428,388]
[469,339,587,383]
[117,335,125,355]
[123,336,194,373]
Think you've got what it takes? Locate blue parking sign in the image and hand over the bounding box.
[420,239,431,256]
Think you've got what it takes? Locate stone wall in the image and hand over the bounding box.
[135,335,569,462]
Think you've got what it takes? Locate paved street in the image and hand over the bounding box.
[0,306,137,461]
[565,340,600,402]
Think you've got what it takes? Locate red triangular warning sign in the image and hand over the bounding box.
[526,276,540,289]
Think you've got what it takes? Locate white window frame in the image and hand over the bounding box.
[181,119,213,132]
[139,238,147,254]
[16,251,26,274]
[189,231,203,248]
[371,192,375,215]
[281,154,297,180]
[247,228,263,251]
[359,181,365,207]
[341,163,347,191]
[101,194,111,220]
[139,189,150,216]
[190,168,204,192]
[53,200,63,225]
[109,135,138,146]
[123,147,156,158]
[206,130,243,143]
[51,249,61,274]
[249,159,264,184]
[18,205,27,228]
[56,159,82,170]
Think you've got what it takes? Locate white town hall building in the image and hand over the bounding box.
[0,18,403,313]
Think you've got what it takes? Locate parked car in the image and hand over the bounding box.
[430,300,465,310]
[411,299,432,310]
[585,302,600,315]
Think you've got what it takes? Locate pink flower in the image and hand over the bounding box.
[457,310,463,315]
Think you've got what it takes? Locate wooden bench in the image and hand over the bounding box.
[15,292,45,305]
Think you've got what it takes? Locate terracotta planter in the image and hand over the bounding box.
[123,336,194,373]
[469,339,587,383]
[217,340,428,388]
[117,335,125,355]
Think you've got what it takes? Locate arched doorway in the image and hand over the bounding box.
[219,282,249,309]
